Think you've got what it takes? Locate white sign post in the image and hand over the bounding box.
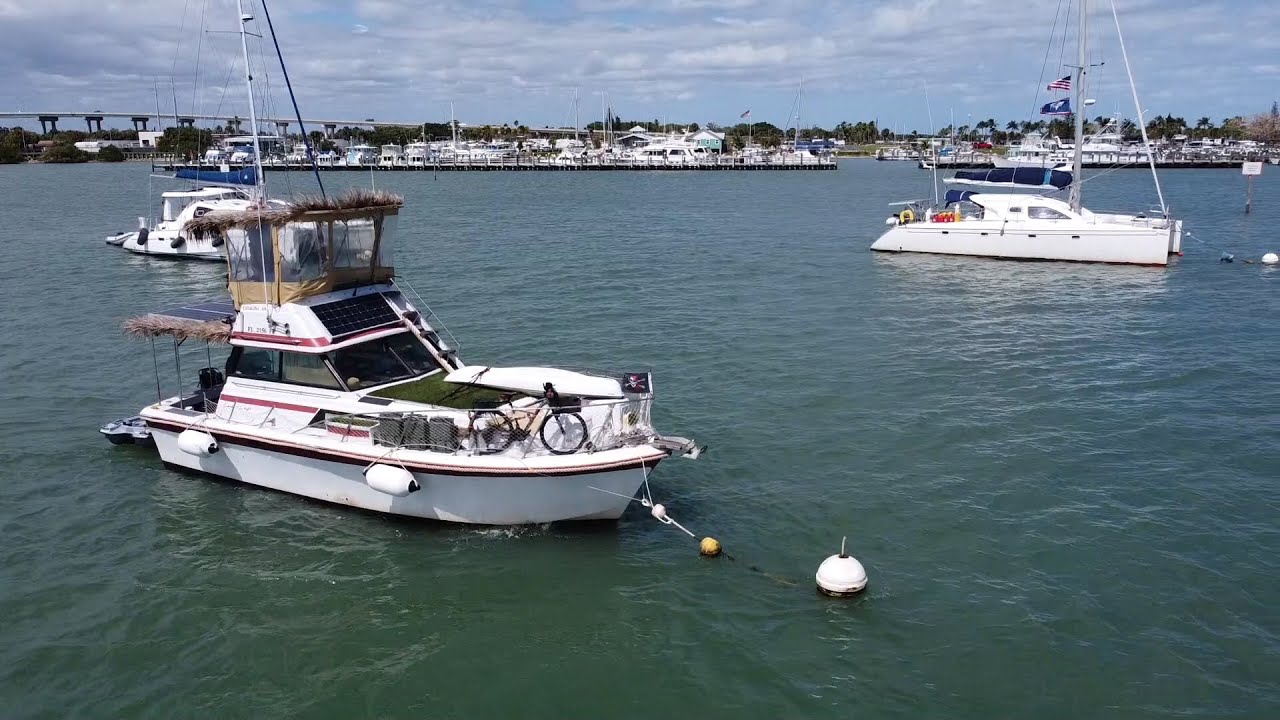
[1243,161,1263,213]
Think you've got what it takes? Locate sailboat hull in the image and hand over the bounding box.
[871,223,1175,265]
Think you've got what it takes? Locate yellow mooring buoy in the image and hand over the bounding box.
[700,537,722,557]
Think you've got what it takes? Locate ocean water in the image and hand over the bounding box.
[0,160,1276,718]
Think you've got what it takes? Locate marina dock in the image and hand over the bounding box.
[915,159,1276,170]
[161,156,838,172]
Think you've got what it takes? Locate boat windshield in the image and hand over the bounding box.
[328,332,441,389]
[955,201,985,220]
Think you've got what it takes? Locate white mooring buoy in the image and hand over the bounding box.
[1262,252,1279,265]
[816,537,867,597]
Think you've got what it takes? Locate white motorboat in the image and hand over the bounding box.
[872,0,1181,266]
[106,190,703,524]
[994,122,1150,168]
[404,142,431,166]
[101,1,703,526]
[992,132,1064,168]
[344,144,379,167]
[629,140,712,165]
[378,144,405,167]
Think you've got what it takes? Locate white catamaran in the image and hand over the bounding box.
[105,3,285,261]
[871,0,1182,266]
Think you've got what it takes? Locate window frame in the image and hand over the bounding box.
[1027,205,1071,220]
[226,333,442,392]
[227,347,347,390]
[326,333,442,390]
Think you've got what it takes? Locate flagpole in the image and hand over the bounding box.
[1069,0,1089,211]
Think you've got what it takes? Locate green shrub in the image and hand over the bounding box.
[42,143,89,163]
[97,145,126,162]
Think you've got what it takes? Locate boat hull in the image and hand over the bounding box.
[111,231,225,262]
[148,426,655,524]
[870,224,1173,265]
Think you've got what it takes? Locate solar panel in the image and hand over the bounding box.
[311,293,401,339]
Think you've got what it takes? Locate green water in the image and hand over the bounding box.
[1,162,1277,718]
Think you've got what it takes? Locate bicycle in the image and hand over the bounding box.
[468,383,589,456]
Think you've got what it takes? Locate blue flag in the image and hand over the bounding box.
[1040,98,1072,116]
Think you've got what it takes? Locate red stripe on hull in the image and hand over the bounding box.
[143,417,667,477]
[219,394,319,414]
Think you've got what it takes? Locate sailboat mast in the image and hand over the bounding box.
[1069,0,1088,211]
[236,0,266,201]
[794,78,802,151]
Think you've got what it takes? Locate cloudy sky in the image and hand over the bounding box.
[1,0,1277,132]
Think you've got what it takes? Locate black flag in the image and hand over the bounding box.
[621,372,651,394]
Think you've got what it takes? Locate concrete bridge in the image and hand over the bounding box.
[0,110,586,137]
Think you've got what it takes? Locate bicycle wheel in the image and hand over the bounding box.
[470,411,517,455]
[540,412,587,455]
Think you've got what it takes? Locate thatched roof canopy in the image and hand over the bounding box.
[184,189,404,237]
[122,314,233,343]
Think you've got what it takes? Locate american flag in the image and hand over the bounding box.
[740,110,751,119]
[1047,75,1072,91]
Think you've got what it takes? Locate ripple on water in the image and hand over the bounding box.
[0,164,1278,718]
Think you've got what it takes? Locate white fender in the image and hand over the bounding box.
[177,429,219,457]
[365,463,420,497]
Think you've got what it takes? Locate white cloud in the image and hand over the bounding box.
[0,0,1276,131]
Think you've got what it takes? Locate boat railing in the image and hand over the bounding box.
[295,394,656,459]
[392,277,462,354]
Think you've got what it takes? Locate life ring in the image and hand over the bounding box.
[899,208,915,224]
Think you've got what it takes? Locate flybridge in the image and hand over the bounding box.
[181,189,403,308]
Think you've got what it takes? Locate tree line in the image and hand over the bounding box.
[3,102,1277,163]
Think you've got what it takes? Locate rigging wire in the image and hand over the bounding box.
[191,0,207,119]
[260,0,325,198]
[1028,0,1067,128]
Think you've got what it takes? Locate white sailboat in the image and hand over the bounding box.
[102,1,704,525]
[871,0,1182,265]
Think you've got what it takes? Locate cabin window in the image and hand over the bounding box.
[279,221,328,282]
[328,333,439,390]
[331,218,377,270]
[228,221,276,282]
[384,332,441,375]
[281,352,342,389]
[1028,206,1070,220]
[229,347,281,381]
